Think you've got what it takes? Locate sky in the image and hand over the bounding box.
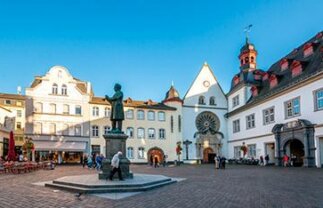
[0,0,322,101]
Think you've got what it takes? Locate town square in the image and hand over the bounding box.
[0,1,323,208]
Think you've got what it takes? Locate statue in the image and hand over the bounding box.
[105,83,125,133]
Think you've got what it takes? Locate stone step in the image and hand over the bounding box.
[45,179,177,194]
[52,178,172,188]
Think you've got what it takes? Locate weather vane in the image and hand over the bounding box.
[244,24,253,43]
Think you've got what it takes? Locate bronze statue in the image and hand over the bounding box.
[105,83,125,133]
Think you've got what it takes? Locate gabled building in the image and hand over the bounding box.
[182,62,228,163]
[227,32,323,167]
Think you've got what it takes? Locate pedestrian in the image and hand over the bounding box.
[154,156,159,168]
[283,154,289,167]
[150,155,154,166]
[83,154,88,168]
[291,154,297,167]
[221,157,226,169]
[260,155,264,166]
[265,154,269,166]
[163,155,167,167]
[214,154,219,169]
[107,151,124,181]
[96,154,102,171]
[87,156,93,169]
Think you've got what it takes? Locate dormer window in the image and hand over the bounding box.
[198,96,205,105]
[52,83,58,95]
[233,76,239,85]
[262,73,269,81]
[245,57,249,63]
[253,71,262,80]
[291,60,302,77]
[251,86,258,97]
[269,75,278,88]
[280,59,289,71]
[303,43,314,57]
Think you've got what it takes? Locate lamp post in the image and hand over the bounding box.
[183,140,192,160]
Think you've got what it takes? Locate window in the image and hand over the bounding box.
[126,127,134,138]
[137,110,145,120]
[104,126,110,135]
[198,96,205,105]
[209,97,216,105]
[16,101,22,106]
[171,116,174,133]
[75,125,82,136]
[137,128,145,139]
[16,122,22,129]
[62,124,69,135]
[148,111,155,121]
[35,102,43,113]
[263,107,275,125]
[34,122,42,134]
[92,106,99,117]
[63,104,70,115]
[50,103,56,114]
[126,109,134,119]
[246,114,255,129]
[178,115,182,132]
[104,107,110,117]
[92,145,100,154]
[285,97,300,118]
[248,144,256,158]
[233,119,240,133]
[75,106,82,115]
[158,111,165,121]
[17,110,22,118]
[61,84,67,95]
[269,75,278,88]
[127,147,134,159]
[159,129,166,139]
[138,147,145,159]
[280,59,289,71]
[232,95,239,107]
[314,89,323,111]
[52,83,58,95]
[49,123,56,134]
[148,128,155,139]
[5,100,11,105]
[234,146,241,158]
[291,61,303,77]
[92,125,99,137]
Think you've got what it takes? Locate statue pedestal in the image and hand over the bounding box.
[99,133,133,180]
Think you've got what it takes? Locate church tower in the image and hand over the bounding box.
[238,38,257,71]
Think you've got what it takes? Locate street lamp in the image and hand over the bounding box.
[183,140,192,160]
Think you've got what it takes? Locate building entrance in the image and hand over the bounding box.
[285,139,304,167]
[203,147,214,163]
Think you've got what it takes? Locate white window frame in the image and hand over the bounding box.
[75,106,82,115]
[75,125,82,136]
[314,88,323,111]
[137,128,145,139]
[246,114,255,129]
[158,111,165,121]
[263,106,275,125]
[104,126,110,135]
[92,125,99,137]
[148,111,155,121]
[137,110,145,120]
[284,97,301,119]
[148,128,155,139]
[138,147,145,159]
[159,128,166,139]
[104,107,110,117]
[126,109,134,119]
[126,127,134,138]
[233,119,240,133]
[127,147,134,159]
[61,84,67,95]
[52,83,58,95]
[247,144,257,158]
[92,106,99,117]
[232,95,240,107]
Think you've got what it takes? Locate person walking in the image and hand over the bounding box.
[83,154,88,168]
[154,156,159,168]
[214,154,219,169]
[107,151,124,181]
[260,155,264,166]
[150,155,154,166]
[96,154,102,171]
[265,154,269,166]
[283,154,289,167]
[221,156,226,169]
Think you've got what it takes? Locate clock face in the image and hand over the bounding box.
[195,111,220,134]
[203,81,210,87]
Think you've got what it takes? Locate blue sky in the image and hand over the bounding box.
[0,0,322,101]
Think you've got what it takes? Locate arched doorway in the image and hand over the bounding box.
[203,147,214,163]
[284,139,304,167]
[147,147,164,165]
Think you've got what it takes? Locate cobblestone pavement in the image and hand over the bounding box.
[0,164,323,208]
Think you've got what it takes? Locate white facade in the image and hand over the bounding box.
[25,66,92,163]
[182,63,228,162]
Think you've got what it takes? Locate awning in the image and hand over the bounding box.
[34,141,87,152]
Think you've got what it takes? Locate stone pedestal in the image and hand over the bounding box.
[99,133,133,180]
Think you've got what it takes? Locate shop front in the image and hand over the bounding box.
[34,141,88,164]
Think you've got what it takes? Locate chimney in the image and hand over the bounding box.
[87,82,92,94]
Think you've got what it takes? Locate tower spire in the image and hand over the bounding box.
[244,24,253,44]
